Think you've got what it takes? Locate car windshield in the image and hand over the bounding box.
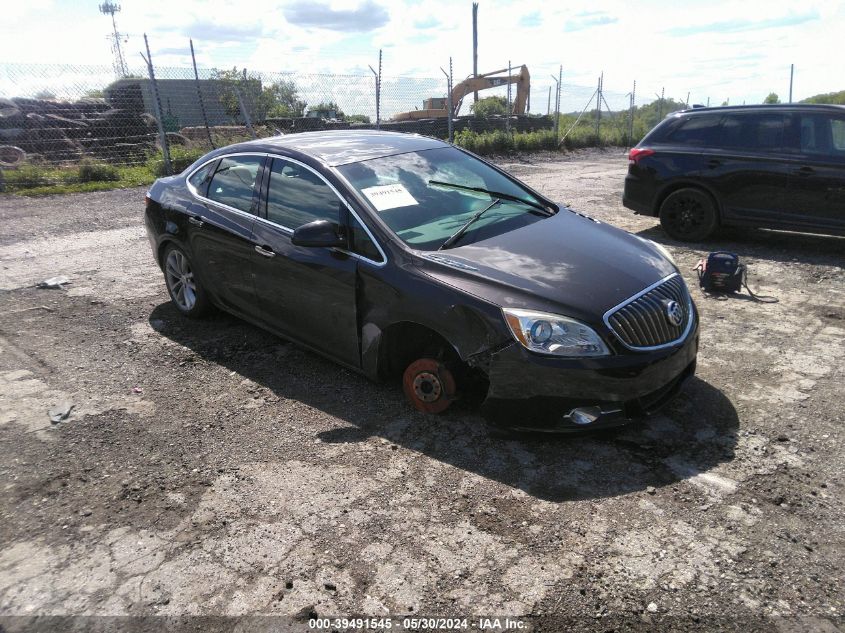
[337,147,552,251]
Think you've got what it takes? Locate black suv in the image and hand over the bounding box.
[623,104,845,240]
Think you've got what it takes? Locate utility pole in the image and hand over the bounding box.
[656,87,664,120]
[789,63,794,103]
[472,3,479,106]
[595,73,603,137]
[141,34,171,176]
[555,64,563,133]
[189,39,214,149]
[628,80,636,147]
[547,86,551,115]
[441,59,454,143]
[550,72,560,139]
[506,60,512,133]
[686,91,690,108]
[368,49,382,130]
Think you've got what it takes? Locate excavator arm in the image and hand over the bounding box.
[451,65,530,116]
[391,65,531,121]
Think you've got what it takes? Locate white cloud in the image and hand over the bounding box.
[1,0,843,109]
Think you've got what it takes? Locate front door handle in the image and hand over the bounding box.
[793,166,814,177]
[254,245,276,258]
[188,215,204,227]
[706,158,722,169]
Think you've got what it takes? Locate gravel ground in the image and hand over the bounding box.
[1,148,843,631]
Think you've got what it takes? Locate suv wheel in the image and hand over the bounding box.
[658,188,718,241]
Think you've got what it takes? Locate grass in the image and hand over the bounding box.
[452,126,637,156]
[3,124,638,196]
[2,164,156,196]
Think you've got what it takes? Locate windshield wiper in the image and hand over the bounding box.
[428,180,552,214]
[438,198,501,250]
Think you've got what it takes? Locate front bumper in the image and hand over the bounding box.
[481,321,699,432]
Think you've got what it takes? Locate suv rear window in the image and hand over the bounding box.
[719,113,785,152]
[663,114,722,145]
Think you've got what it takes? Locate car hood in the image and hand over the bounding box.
[415,208,677,325]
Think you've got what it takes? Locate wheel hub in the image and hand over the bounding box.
[402,358,457,414]
[412,371,442,402]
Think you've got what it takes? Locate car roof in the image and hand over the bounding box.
[230,130,450,167]
[671,103,845,117]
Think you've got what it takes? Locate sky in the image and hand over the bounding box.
[2,0,844,115]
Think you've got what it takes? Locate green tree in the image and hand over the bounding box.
[346,114,371,124]
[211,67,306,121]
[262,80,307,118]
[471,96,509,117]
[211,67,261,119]
[307,101,344,118]
[801,90,845,105]
[763,92,780,104]
[34,90,55,100]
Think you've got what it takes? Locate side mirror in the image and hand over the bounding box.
[291,220,346,248]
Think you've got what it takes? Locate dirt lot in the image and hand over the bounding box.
[1,148,843,631]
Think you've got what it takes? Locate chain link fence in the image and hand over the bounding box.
[0,60,683,190]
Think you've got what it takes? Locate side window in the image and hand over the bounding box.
[719,113,784,152]
[796,115,845,160]
[829,118,845,154]
[664,115,722,146]
[188,161,216,196]
[207,155,263,214]
[349,215,383,262]
[266,158,340,229]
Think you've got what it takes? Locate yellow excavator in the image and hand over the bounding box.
[393,65,530,121]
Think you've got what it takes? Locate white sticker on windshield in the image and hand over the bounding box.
[361,183,418,211]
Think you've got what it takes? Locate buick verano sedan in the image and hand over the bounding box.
[145,131,698,431]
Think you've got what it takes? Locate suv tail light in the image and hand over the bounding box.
[628,148,655,164]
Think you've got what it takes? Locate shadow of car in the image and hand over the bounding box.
[149,302,737,503]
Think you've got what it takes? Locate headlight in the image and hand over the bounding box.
[502,308,610,357]
[650,240,677,266]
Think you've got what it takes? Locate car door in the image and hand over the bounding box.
[188,153,266,315]
[783,112,845,232]
[250,156,360,366]
[703,112,791,226]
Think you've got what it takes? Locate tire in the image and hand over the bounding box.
[162,244,212,318]
[658,188,719,241]
[402,358,457,414]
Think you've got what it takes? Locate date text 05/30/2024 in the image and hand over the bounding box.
[308,617,527,630]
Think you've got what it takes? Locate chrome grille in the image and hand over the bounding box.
[605,275,692,349]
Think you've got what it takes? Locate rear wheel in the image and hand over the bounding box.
[402,358,456,414]
[163,244,211,317]
[658,188,718,241]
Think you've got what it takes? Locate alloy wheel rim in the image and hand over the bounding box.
[668,197,704,234]
[165,250,197,311]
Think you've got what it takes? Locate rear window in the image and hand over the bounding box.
[719,113,785,152]
[663,114,722,146]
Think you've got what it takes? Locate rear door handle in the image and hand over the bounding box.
[188,215,204,227]
[254,245,276,258]
[706,158,722,168]
[793,166,814,176]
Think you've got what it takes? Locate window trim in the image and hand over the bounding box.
[186,151,387,267]
[186,152,266,213]
[261,154,387,266]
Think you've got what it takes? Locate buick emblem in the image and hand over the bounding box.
[664,300,684,326]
